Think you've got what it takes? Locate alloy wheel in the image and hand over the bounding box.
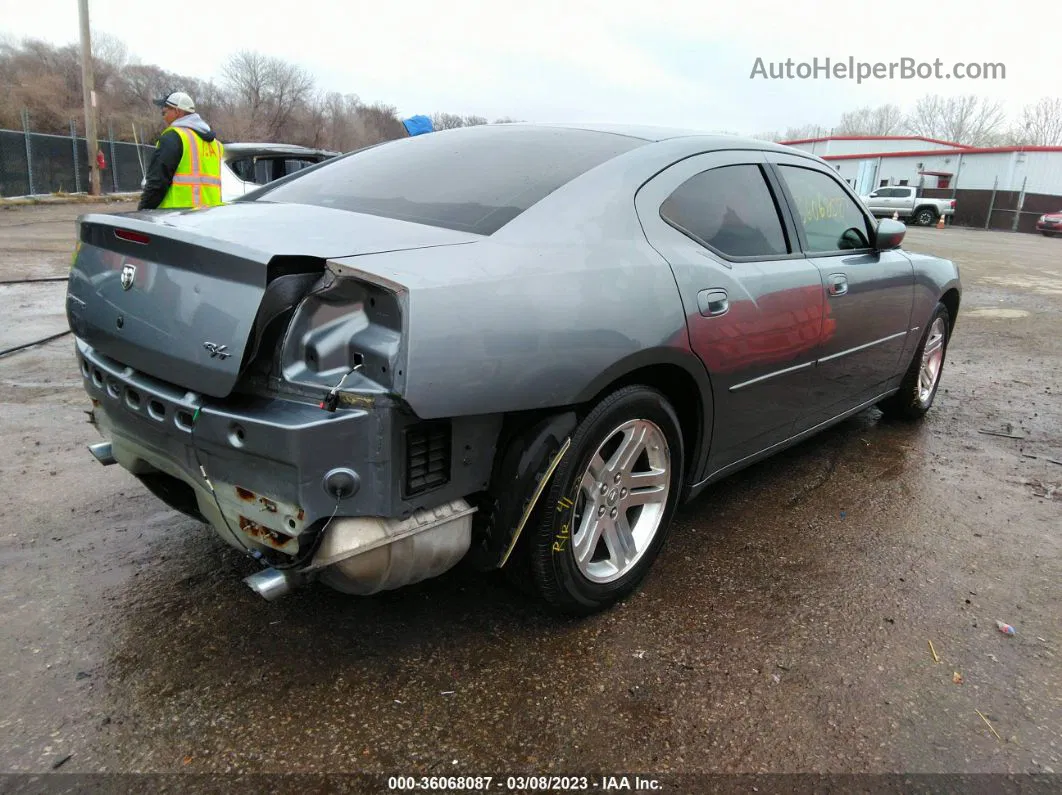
[568,419,671,584]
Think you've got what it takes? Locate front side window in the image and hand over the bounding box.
[778,165,873,252]
[659,164,789,258]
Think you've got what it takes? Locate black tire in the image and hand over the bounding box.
[915,206,938,227]
[519,385,685,616]
[1042,231,1057,238]
[878,302,951,420]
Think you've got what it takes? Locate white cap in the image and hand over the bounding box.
[154,91,195,113]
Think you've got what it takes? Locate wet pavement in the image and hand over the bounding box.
[1,204,1060,789]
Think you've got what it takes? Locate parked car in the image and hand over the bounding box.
[66,123,961,615]
[1036,210,1062,236]
[220,143,339,202]
[860,185,955,226]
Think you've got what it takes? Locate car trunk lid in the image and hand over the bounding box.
[66,203,478,398]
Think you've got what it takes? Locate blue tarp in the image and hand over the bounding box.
[402,115,435,136]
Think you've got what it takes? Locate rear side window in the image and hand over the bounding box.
[659,164,790,258]
[778,164,874,252]
[252,126,645,235]
[227,157,255,182]
[284,158,320,174]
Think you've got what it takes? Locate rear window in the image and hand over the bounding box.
[250,126,645,235]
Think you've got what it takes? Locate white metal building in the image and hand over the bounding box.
[780,136,1062,231]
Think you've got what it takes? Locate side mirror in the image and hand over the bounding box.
[874,217,906,250]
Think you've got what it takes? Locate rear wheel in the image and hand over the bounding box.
[915,206,938,226]
[522,385,684,615]
[878,302,950,420]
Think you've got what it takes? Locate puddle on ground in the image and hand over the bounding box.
[964,307,1031,319]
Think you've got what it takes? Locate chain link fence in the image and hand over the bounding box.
[0,114,155,198]
[914,182,1057,234]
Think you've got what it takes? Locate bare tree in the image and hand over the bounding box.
[121,63,176,104]
[0,38,83,132]
[289,92,327,148]
[835,103,904,136]
[90,37,128,124]
[352,102,404,146]
[91,31,128,70]
[775,124,831,141]
[221,51,268,126]
[1015,97,1062,146]
[904,94,1005,146]
[221,50,315,140]
[314,91,362,151]
[430,112,467,130]
[430,112,493,129]
[262,57,315,139]
[5,34,406,149]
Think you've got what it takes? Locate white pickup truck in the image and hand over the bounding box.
[860,186,955,226]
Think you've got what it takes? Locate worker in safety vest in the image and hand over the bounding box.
[138,90,224,210]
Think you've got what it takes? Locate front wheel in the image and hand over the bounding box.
[878,302,951,420]
[524,385,685,615]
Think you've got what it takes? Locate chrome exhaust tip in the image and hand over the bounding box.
[243,567,300,601]
[88,441,116,466]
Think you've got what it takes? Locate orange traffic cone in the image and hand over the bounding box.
[936,214,945,229]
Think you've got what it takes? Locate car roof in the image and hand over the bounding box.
[440,121,813,156]
[514,121,711,141]
[222,142,339,158]
[224,125,815,166]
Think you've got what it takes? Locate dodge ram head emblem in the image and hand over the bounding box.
[202,342,231,360]
[120,264,136,291]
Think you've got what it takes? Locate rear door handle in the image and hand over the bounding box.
[697,289,729,317]
[826,274,848,297]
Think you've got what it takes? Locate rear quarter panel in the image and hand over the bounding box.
[327,140,729,421]
[332,237,693,419]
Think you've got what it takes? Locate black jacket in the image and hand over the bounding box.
[138,126,219,210]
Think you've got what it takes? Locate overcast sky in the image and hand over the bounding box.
[1,0,1058,134]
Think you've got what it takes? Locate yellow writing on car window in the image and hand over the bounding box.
[799,196,845,224]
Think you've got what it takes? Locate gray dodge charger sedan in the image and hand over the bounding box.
[66,123,961,615]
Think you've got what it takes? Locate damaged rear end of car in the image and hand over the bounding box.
[67,123,671,610]
[67,203,490,600]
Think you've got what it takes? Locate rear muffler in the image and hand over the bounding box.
[311,499,476,595]
[242,499,476,600]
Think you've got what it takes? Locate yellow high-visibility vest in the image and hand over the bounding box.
[157,127,224,209]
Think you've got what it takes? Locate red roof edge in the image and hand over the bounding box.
[780,135,974,148]
[820,145,1062,160]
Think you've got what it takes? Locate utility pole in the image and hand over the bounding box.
[78,0,101,195]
